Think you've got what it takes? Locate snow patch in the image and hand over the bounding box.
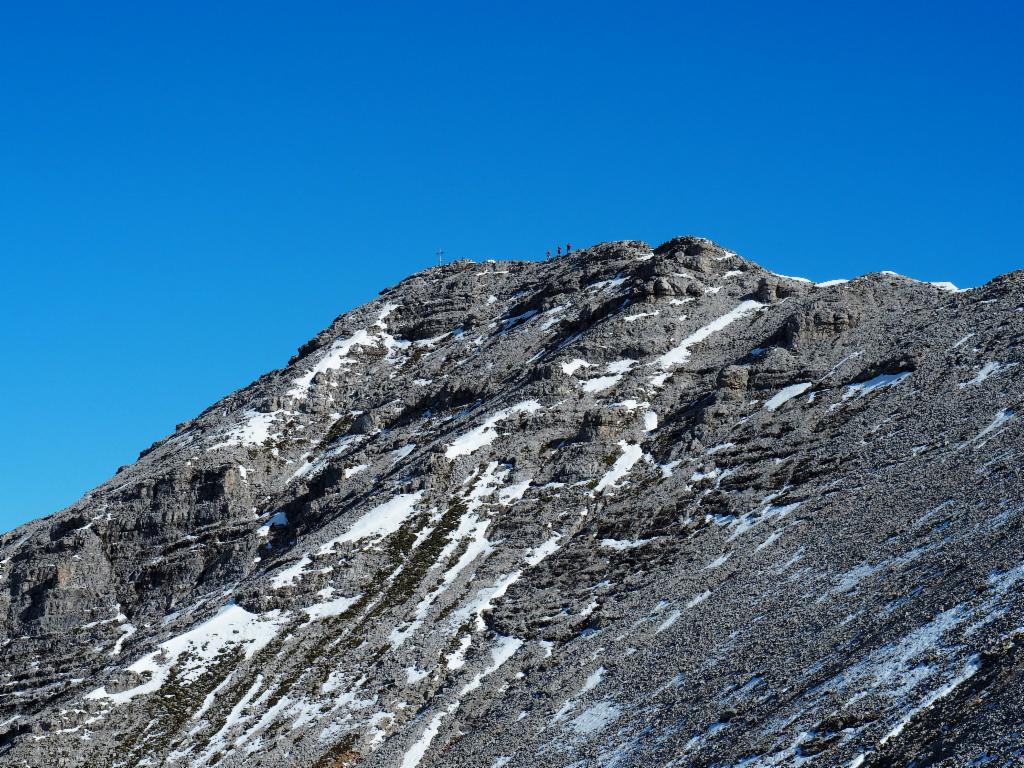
[525,533,563,566]
[209,410,282,450]
[581,375,622,393]
[600,538,651,551]
[595,442,643,493]
[498,480,531,505]
[643,410,659,431]
[288,329,376,398]
[624,310,659,323]
[569,701,620,735]
[605,359,636,374]
[390,443,416,462]
[256,511,288,538]
[959,361,1016,388]
[657,300,764,371]
[270,555,313,589]
[86,602,286,705]
[686,590,711,608]
[843,372,911,400]
[303,594,360,621]
[582,667,606,693]
[318,492,424,550]
[764,382,813,412]
[973,408,1014,445]
[561,359,592,376]
[445,401,542,459]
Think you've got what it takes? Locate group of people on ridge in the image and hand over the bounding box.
[545,243,572,260]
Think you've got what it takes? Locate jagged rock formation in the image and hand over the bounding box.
[1,236,1022,767]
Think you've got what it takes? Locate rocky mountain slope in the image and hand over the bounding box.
[2,236,1023,767]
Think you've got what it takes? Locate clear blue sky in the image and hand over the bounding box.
[1,1,1021,532]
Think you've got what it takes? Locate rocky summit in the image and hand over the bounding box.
[2,236,1023,768]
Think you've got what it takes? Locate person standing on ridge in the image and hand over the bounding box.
[557,245,562,257]
[546,250,551,260]
[566,243,572,253]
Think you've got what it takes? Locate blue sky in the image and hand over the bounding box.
[1,1,1022,532]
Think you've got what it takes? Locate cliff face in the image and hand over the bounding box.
[2,236,1022,767]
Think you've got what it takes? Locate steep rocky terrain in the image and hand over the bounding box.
[1,236,1022,767]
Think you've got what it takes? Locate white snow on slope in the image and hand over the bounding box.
[581,375,622,393]
[286,303,408,399]
[729,501,803,539]
[686,590,712,608]
[400,634,524,767]
[657,300,764,370]
[624,310,659,323]
[539,305,568,330]
[498,480,531,505]
[303,594,360,621]
[110,620,136,657]
[606,359,636,374]
[757,563,1024,768]
[460,635,523,696]
[209,410,282,450]
[705,552,732,570]
[843,372,911,400]
[878,654,981,747]
[256,511,288,538]
[569,701,621,736]
[959,361,1017,388]
[288,329,375,398]
[878,271,965,293]
[390,443,416,462]
[659,460,681,478]
[525,533,563,566]
[589,274,626,292]
[951,333,975,349]
[656,609,681,633]
[561,359,592,376]
[498,309,538,333]
[578,360,636,393]
[973,408,1014,445]
[86,602,286,705]
[272,493,426,592]
[764,382,813,412]
[600,538,651,551]
[270,555,313,589]
[388,520,490,648]
[445,401,542,459]
[318,492,424,550]
[643,410,659,431]
[388,463,518,649]
[401,707,454,768]
[595,442,643,493]
[582,666,606,693]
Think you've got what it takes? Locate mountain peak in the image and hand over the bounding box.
[2,236,1022,767]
